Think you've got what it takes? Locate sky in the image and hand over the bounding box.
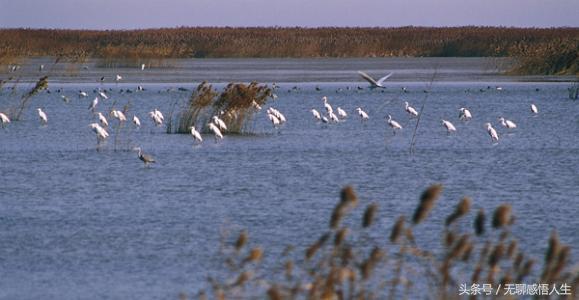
[1,0,578,29]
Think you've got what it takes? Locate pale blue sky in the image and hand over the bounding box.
[1,0,578,29]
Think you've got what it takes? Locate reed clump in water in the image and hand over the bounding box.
[169,81,272,135]
[188,185,578,299]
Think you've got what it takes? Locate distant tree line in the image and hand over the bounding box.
[0,27,577,74]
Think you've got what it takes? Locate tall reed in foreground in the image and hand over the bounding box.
[189,185,577,299]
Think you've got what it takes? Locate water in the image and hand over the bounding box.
[1,59,578,299]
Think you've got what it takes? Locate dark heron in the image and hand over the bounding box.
[134,147,156,167]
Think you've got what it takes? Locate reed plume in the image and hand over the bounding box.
[412,184,443,224]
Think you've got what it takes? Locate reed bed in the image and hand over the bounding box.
[189,185,577,299]
[168,81,273,135]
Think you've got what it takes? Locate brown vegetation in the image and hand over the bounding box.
[190,185,578,299]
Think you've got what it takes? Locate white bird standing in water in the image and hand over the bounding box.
[0,112,10,128]
[498,117,517,129]
[115,74,123,82]
[149,111,163,126]
[531,104,539,114]
[267,112,281,128]
[98,112,109,127]
[111,110,127,122]
[141,63,146,70]
[89,123,109,140]
[328,111,339,123]
[153,109,164,122]
[484,123,499,143]
[89,97,98,112]
[322,96,333,114]
[37,108,48,125]
[132,115,141,127]
[442,119,456,134]
[212,116,228,131]
[386,115,403,134]
[404,101,418,117]
[337,107,347,119]
[79,91,88,98]
[208,122,223,140]
[459,107,472,121]
[356,107,369,121]
[190,126,203,143]
[311,108,322,121]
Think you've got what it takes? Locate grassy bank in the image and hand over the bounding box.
[1,27,577,75]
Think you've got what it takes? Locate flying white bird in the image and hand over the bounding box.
[97,112,109,127]
[208,122,223,140]
[337,107,347,119]
[531,104,539,114]
[442,119,456,134]
[387,114,403,134]
[357,71,393,89]
[459,107,472,121]
[484,123,499,143]
[132,115,141,127]
[89,97,98,112]
[356,107,369,121]
[498,117,517,129]
[311,109,322,121]
[190,126,203,143]
[0,112,10,128]
[212,116,228,131]
[37,108,48,125]
[405,101,419,117]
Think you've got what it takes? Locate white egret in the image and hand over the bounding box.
[153,109,164,122]
[0,112,10,128]
[322,96,333,114]
[98,112,109,127]
[79,91,88,97]
[386,115,403,134]
[212,116,228,131]
[133,115,141,127]
[357,71,393,89]
[442,119,456,134]
[328,111,339,123]
[115,74,122,81]
[531,104,539,114]
[484,123,499,143]
[149,111,163,126]
[190,126,203,143]
[498,117,517,129]
[37,108,48,125]
[321,116,329,123]
[404,101,418,118]
[111,110,127,122]
[267,112,281,128]
[208,122,223,140]
[459,107,472,121]
[89,123,109,140]
[311,109,322,121]
[356,107,369,121]
[337,107,347,119]
[98,91,108,100]
[141,64,146,70]
[89,97,98,112]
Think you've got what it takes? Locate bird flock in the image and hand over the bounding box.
[0,67,545,166]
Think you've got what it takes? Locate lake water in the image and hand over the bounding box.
[0,58,578,299]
